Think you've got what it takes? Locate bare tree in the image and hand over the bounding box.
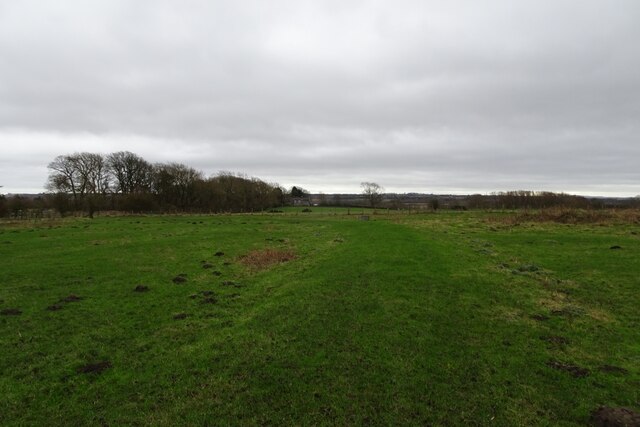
[361,182,384,207]
[152,163,203,209]
[107,151,154,194]
[46,153,109,216]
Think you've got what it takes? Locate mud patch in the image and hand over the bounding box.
[531,314,550,321]
[173,313,188,320]
[172,274,188,284]
[46,304,63,311]
[239,248,296,271]
[546,359,589,377]
[61,295,83,303]
[202,263,214,269]
[590,406,640,427]
[77,361,112,374]
[212,270,222,276]
[214,251,225,257]
[134,285,149,292]
[0,308,22,316]
[598,365,629,375]
[609,245,622,250]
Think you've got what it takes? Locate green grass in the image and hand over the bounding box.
[0,210,638,425]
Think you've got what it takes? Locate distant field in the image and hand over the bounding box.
[1,209,638,425]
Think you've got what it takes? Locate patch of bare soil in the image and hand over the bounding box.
[172,274,188,284]
[212,270,222,276]
[222,281,243,288]
[239,249,296,271]
[46,304,63,311]
[202,263,214,269]
[590,406,640,427]
[546,359,590,378]
[61,295,83,303]
[531,314,550,321]
[540,335,570,348]
[598,365,629,375]
[173,313,188,320]
[134,285,149,292]
[77,361,112,374]
[1,308,22,316]
[214,251,225,257]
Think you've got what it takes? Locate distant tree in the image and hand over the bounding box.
[361,182,384,208]
[107,151,154,194]
[0,192,7,217]
[290,186,308,198]
[46,152,110,217]
[152,163,203,210]
[429,198,440,211]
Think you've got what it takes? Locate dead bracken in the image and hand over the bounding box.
[239,249,297,271]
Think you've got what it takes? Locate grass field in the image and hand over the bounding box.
[1,209,638,425]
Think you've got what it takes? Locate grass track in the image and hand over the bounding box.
[1,211,638,425]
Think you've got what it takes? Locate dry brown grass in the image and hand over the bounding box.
[239,248,297,271]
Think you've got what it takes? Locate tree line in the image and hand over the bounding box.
[40,151,285,216]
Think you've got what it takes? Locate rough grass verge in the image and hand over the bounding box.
[489,208,640,225]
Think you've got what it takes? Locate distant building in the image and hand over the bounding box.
[291,196,311,207]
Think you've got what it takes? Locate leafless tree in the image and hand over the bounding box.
[107,151,154,194]
[361,182,384,207]
[46,153,109,216]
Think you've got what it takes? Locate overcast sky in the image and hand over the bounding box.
[1,1,639,196]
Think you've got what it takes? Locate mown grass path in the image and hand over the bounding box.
[1,212,638,425]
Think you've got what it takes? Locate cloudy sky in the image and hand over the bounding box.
[1,1,639,196]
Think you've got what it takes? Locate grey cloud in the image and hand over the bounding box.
[0,0,639,195]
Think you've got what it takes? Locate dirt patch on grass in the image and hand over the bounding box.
[77,361,112,374]
[61,295,83,303]
[1,308,22,316]
[546,359,590,378]
[172,274,188,284]
[46,304,63,311]
[239,248,296,271]
[134,285,149,292]
[590,406,640,427]
[598,365,629,375]
[531,314,550,321]
[173,313,188,320]
[222,280,243,288]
